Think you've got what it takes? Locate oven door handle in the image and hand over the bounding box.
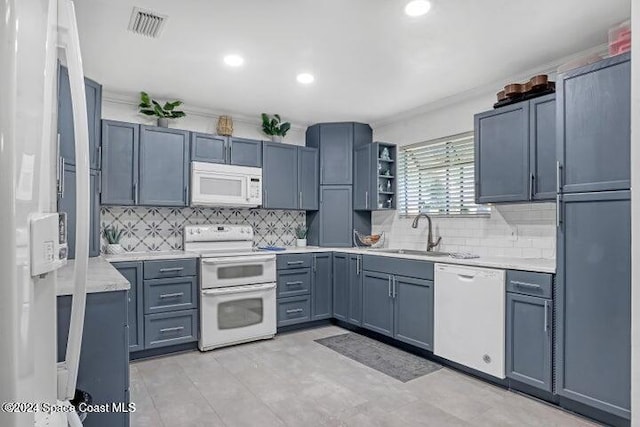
[201,282,276,296]
[201,255,275,265]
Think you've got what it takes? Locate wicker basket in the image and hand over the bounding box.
[216,115,233,136]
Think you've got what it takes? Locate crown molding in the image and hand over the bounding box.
[371,43,609,129]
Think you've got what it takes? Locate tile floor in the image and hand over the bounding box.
[130,325,599,427]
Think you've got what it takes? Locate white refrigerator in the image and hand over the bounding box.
[0,1,90,426]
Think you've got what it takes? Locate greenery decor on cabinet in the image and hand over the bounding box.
[138,91,186,128]
[103,225,125,254]
[295,225,308,247]
[261,113,291,142]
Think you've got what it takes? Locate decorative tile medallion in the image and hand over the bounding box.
[100,206,306,253]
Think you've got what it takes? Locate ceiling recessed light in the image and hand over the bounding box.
[404,0,431,17]
[296,73,315,84]
[223,54,244,67]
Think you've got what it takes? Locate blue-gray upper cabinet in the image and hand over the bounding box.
[229,137,262,167]
[393,275,433,351]
[306,122,372,185]
[311,253,333,320]
[529,94,557,200]
[57,163,100,258]
[557,190,631,419]
[57,291,129,427]
[113,261,144,353]
[557,53,630,194]
[332,253,349,321]
[318,186,353,247]
[190,133,226,164]
[101,120,139,206]
[362,271,394,337]
[506,293,552,392]
[138,126,190,207]
[347,254,363,326]
[353,144,375,210]
[58,64,102,170]
[298,147,319,210]
[262,142,298,210]
[475,102,531,203]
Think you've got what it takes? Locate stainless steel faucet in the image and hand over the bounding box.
[411,213,442,252]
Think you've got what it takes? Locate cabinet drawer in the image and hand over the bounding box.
[144,259,197,279]
[277,269,311,298]
[144,310,197,349]
[506,271,553,299]
[276,253,312,270]
[144,277,197,314]
[362,255,434,281]
[277,296,311,327]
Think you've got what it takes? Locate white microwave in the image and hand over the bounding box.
[191,162,262,207]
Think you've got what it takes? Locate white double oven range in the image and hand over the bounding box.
[184,224,277,351]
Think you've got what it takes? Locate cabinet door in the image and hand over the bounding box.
[347,255,362,326]
[101,120,138,206]
[362,271,394,337]
[319,186,353,247]
[353,144,373,210]
[393,275,433,351]
[506,293,552,392]
[262,142,298,209]
[229,137,262,167]
[557,191,630,419]
[332,253,349,321]
[319,123,353,185]
[57,163,100,258]
[311,253,333,320]
[475,102,530,203]
[58,65,102,169]
[191,133,226,163]
[298,147,319,210]
[138,126,190,207]
[530,94,557,201]
[113,262,144,352]
[558,54,630,193]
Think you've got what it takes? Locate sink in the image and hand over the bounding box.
[372,248,451,257]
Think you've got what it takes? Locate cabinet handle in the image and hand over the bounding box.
[59,157,65,197]
[556,161,562,194]
[286,308,303,315]
[299,191,303,209]
[159,326,184,333]
[544,300,549,332]
[98,145,102,169]
[529,173,535,200]
[511,280,541,290]
[393,276,397,298]
[356,256,361,275]
[184,186,188,204]
[320,167,324,183]
[159,267,184,273]
[286,281,304,286]
[388,276,392,297]
[556,194,562,229]
[313,255,317,272]
[287,261,304,265]
[159,292,184,299]
[133,182,138,204]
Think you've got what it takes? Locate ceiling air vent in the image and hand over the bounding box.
[128,7,167,38]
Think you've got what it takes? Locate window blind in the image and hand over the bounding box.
[398,132,490,217]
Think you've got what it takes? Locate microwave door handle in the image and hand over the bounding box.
[202,282,276,296]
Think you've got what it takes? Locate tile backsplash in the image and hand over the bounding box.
[100,206,306,252]
[372,203,556,259]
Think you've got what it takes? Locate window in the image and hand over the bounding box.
[398,132,489,217]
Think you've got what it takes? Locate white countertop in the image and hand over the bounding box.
[99,247,555,274]
[56,257,130,296]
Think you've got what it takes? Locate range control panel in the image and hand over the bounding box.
[183,224,254,243]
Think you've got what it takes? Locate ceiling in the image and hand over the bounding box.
[75,0,630,125]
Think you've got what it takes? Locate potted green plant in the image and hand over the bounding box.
[261,113,291,142]
[295,225,308,247]
[139,91,186,128]
[103,225,125,254]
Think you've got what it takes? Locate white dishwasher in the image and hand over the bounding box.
[434,264,506,379]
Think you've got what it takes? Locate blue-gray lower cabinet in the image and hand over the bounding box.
[138,125,190,207]
[332,253,349,321]
[113,262,144,353]
[347,254,362,326]
[393,276,433,351]
[190,132,226,164]
[144,310,198,349]
[557,190,631,420]
[506,293,552,392]
[143,277,198,314]
[362,271,394,337]
[101,120,139,206]
[57,291,129,427]
[311,253,333,320]
[229,137,262,167]
[57,163,100,258]
[277,295,311,326]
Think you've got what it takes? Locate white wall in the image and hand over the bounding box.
[631,3,639,425]
[101,92,307,146]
